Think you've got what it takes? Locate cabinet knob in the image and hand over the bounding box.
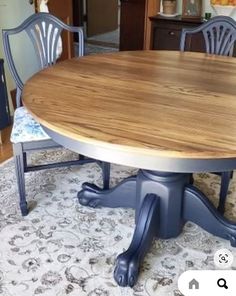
[168,31,175,36]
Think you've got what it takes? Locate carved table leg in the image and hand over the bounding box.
[184,185,236,247]
[135,170,190,237]
[114,194,159,287]
[113,170,190,287]
[77,176,137,209]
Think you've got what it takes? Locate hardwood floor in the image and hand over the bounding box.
[0,125,13,164]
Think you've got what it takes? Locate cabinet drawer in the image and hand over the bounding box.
[153,27,181,50]
[150,16,205,52]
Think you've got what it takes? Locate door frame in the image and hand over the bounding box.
[144,0,160,49]
[33,0,160,50]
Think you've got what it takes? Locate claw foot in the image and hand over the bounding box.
[114,252,139,287]
[79,197,101,207]
[77,182,103,207]
[77,192,102,208]
[78,177,137,209]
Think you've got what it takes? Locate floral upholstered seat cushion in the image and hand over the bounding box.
[11,107,50,144]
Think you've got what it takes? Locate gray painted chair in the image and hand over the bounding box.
[2,12,110,216]
[180,15,236,213]
[180,15,236,56]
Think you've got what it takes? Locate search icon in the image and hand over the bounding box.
[217,278,228,289]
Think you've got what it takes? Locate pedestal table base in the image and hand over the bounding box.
[77,170,236,287]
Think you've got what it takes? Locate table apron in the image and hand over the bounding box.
[42,125,236,173]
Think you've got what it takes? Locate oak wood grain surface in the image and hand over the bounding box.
[23,50,236,161]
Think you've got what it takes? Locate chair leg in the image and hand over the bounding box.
[190,173,194,185]
[13,143,28,216]
[16,87,22,108]
[101,162,110,190]
[218,171,232,214]
[230,171,234,179]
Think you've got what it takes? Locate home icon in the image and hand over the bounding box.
[189,278,199,290]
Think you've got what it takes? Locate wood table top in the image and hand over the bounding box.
[23,50,236,171]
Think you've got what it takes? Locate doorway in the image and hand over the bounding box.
[35,0,157,54]
[85,0,120,50]
[37,0,119,54]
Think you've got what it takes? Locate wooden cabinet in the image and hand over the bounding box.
[150,15,205,52]
[0,60,11,141]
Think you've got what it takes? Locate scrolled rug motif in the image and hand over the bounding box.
[0,149,236,296]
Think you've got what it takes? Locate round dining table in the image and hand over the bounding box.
[23,50,236,287]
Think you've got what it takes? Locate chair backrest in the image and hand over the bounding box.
[2,12,84,107]
[180,16,236,57]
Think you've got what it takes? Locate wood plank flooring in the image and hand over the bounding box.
[0,125,13,164]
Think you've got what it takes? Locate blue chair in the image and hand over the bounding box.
[2,12,110,216]
[180,15,236,56]
[180,15,236,213]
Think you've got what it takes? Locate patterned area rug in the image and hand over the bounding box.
[0,149,236,296]
[85,43,118,55]
[87,29,119,48]
[74,43,118,57]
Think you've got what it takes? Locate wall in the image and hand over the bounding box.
[162,0,236,19]
[184,1,235,18]
[176,0,216,15]
[0,0,38,112]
